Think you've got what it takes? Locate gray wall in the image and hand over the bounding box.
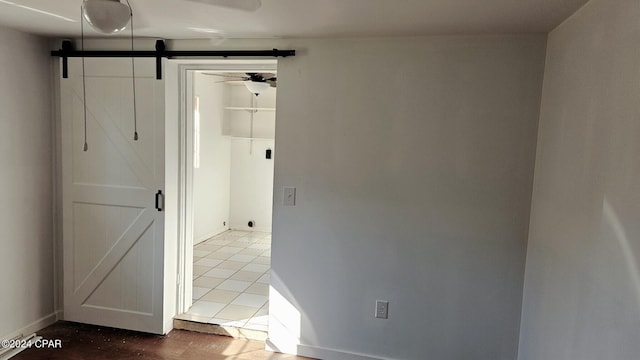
[518,0,640,359]
[66,33,548,359]
[0,26,55,338]
[268,36,546,359]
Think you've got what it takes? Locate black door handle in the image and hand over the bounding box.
[155,190,164,212]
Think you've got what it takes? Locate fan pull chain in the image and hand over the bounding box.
[80,6,88,152]
[126,0,138,141]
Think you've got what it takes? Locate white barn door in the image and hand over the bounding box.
[60,58,166,334]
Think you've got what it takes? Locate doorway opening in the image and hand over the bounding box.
[174,61,277,335]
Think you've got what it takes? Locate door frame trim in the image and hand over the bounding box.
[165,60,278,318]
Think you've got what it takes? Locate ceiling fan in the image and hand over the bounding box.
[80,0,262,34]
[203,72,277,95]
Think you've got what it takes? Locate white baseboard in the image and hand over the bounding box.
[194,227,228,245]
[265,339,387,360]
[0,312,58,343]
[163,316,174,336]
[0,334,42,360]
[230,225,271,233]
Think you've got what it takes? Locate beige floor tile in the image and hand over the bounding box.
[229,241,251,247]
[239,248,264,256]
[212,234,237,241]
[252,256,270,265]
[206,239,232,246]
[193,265,211,276]
[193,250,211,257]
[193,276,224,288]
[188,301,226,317]
[201,289,241,303]
[217,260,247,270]
[206,252,233,260]
[218,246,244,254]
[209,318,247,328]
[196,244,221,252]
[230,270,262,282]
[249,243,270,250]
[204,268,237,278]
[194,258,223,267]
[242,263,270,273]
[252,303,268,319]
[212,232,230,239]
[232,293,268,308]
[229,230,250,236]
[175,312,211,323]
[193,286,212,300]
[243,323,268,332]
[216,279,252,292]
[256,273,270,284]
[188,230,272,331]
[229,254,257,262]
[245,282,269,296]
[215,304,259,321]
[234,237,255,243]
[247,313,268,326]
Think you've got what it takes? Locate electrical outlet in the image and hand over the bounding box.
[375,300,389,319]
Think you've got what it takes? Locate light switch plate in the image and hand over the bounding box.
[283,187,296,206]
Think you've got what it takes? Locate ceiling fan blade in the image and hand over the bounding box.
[245,72,277,83]
[256,73,277,82]
[0,1,76,23]
[129,3,151,30]
[202,73,249,80]
[202,72,276,87]
[185,0,262,12]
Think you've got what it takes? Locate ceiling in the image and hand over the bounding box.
[0,0,590,39]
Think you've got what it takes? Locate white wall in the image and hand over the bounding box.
[227,83,276,232]
[192,73,230,244]
[192,74,276,239]
[229,139,275,232]
[226,84,277,139]
[266,36,546,359]
[518,0,640,359]
[0,26,55,339]
[68,34,545,359]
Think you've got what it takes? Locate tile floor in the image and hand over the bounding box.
[176,230,271,332]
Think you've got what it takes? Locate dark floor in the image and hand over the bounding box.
[12,321,308,360]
